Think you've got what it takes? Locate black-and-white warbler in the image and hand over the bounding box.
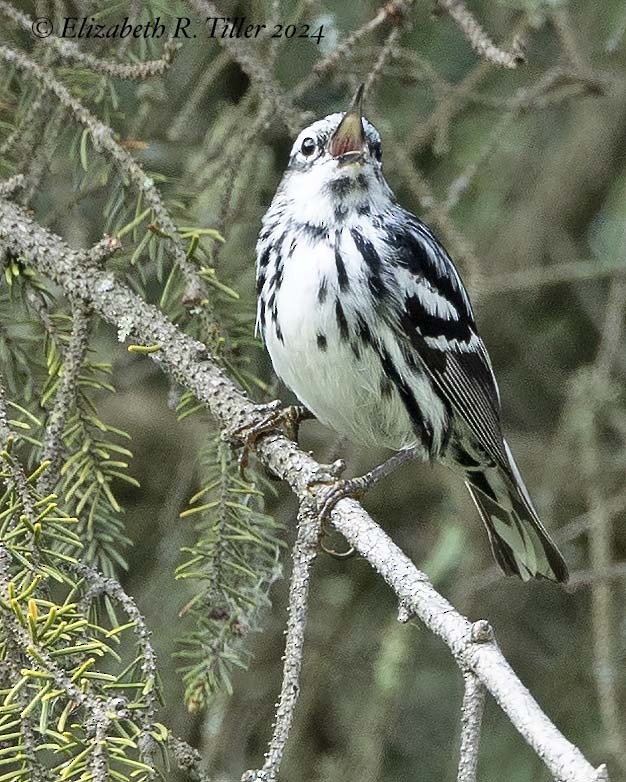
[255,86,568,583]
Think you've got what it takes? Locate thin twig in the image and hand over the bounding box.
[436,0,525,68]
[481,258,626,295]
[302,0,413,89]
[187,0,303,135]
[444,66,598,210]
[242,500,320,781]
[20,104,65,206]
[581,278,626,773]
[551,7,587,73]
[167,51,230,141]
[38,302,91,494]
[568,563,626,589]
[457,671,486,782]
[364,26,403,97]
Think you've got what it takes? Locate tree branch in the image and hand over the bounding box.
[0,1,180,79]
[0,44,220,345]
[0,195,608,782]
[456,671,485,782]
[37,301,91,495]
[242,500,320,782]
[436,0,525,69]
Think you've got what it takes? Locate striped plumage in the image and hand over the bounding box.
[255,96,568,583]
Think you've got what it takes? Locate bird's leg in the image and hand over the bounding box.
[224,402,313,477]
[310,447,420,560]
[233,402,312,443]
[316,446,421,524]
[281,404,313,442]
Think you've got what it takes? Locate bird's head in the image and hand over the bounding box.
[276,85,390,226]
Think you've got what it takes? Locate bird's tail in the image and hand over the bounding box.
[463,441,568,583]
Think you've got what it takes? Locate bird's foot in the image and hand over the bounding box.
[279,404,312,442]
[317,475,373,560]
[304,461,356,560]
[315,447,419,520]
[224,402,312,478]
[310,448,421,559]
[317,475,370,523]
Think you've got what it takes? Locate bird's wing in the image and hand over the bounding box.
[385,213,509,470]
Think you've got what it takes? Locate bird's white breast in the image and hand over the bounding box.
[261,227,441,452]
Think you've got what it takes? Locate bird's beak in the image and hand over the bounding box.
[328,84,366,163]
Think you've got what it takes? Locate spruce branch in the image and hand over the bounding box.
[0,0,180,80]
[242,500,320,782]
[0,377,41,540]
[0,542,115,782]
[0,195,608,782]
[0,78,47,161]
[435,0,526,69]
[0,373,166,781]
[0,387,112,779]
[176,434,282,708]
[74,562,159,727]
[38,302,91,495]
[0,44,220,347]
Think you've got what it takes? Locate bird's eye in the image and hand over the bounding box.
[300,137,316,156]
[371,141,382,162]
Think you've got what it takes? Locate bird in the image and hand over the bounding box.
[255,85,568,583]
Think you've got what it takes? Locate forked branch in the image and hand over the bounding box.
[0,195,608,782]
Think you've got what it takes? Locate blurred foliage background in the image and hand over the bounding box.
[2,0,626,780]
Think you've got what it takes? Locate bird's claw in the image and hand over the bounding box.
[307,467,363,561]
[320,534,356,560]
[317,476,367,523]
[224,402,311,479]
[279,404,311,442]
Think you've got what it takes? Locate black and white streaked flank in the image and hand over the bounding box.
[255,85,568,583]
